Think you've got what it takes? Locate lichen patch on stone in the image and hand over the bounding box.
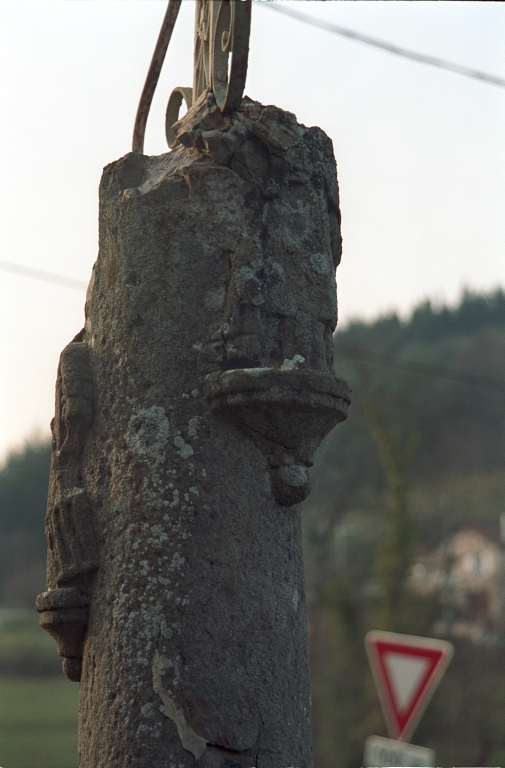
[187,417,200,438]
[174,435,194,459]
[280,355,305,371]
[126,406,169,459]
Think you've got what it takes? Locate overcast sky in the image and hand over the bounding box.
[0,1,504,463]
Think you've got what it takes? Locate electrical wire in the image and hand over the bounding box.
[0,260,88,291]
[336,345,505,394]
[262,3,505,89]
[2,258,504,393]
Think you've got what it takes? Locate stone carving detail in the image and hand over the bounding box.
[36,334,98,682]
[74,90,347,761]
[165,92,352,505]
[203,368,351,505]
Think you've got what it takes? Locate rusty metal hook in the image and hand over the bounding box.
[132,0,251,154]
[132,0,182,154]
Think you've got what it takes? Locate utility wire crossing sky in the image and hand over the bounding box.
[2,4,503,293]
[264,3,505,88]
[3,257,502,394]
[0,260,88,292]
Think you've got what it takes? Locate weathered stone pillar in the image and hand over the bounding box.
[37,92,350,768]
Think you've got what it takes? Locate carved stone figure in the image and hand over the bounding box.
[36,335,99,682]
[37,3,350,765]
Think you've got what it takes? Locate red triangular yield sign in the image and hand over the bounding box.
[365,630,453,742]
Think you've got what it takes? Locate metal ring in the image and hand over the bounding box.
[165,87,193,148]
[132,0,182,153]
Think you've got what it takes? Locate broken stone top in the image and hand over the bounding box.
[124,90,311,200]
[102,91,344,380]
[173,88,307,162]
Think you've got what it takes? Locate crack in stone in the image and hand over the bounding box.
[152,650,207,759]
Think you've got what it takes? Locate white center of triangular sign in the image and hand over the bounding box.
[383,652,430,713]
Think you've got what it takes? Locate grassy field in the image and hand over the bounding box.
[0,677,78,768]
[0,612,78,768]
[0,611,60,673]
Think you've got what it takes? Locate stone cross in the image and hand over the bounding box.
[37,4,351,766]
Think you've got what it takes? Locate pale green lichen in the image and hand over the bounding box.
[280,354,305,371]
[174,435,194,458]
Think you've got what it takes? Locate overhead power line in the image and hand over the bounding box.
[336,345,505,394]
[2,259,504,394]
[0,260,88,291]
[263,3,505,89]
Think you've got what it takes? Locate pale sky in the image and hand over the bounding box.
[0,1,504,463]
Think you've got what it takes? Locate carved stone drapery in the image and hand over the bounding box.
[36,336,99,682]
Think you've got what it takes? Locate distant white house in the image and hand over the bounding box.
[410,526,505,644]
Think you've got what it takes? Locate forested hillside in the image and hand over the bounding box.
[0,441,50,607]
[305,288,505,767]
[0,289,504,765]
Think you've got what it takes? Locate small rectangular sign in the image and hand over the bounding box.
[364,735,435,767]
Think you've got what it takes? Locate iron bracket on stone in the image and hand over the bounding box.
[203,368,352,505]
[133,0,252,154]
